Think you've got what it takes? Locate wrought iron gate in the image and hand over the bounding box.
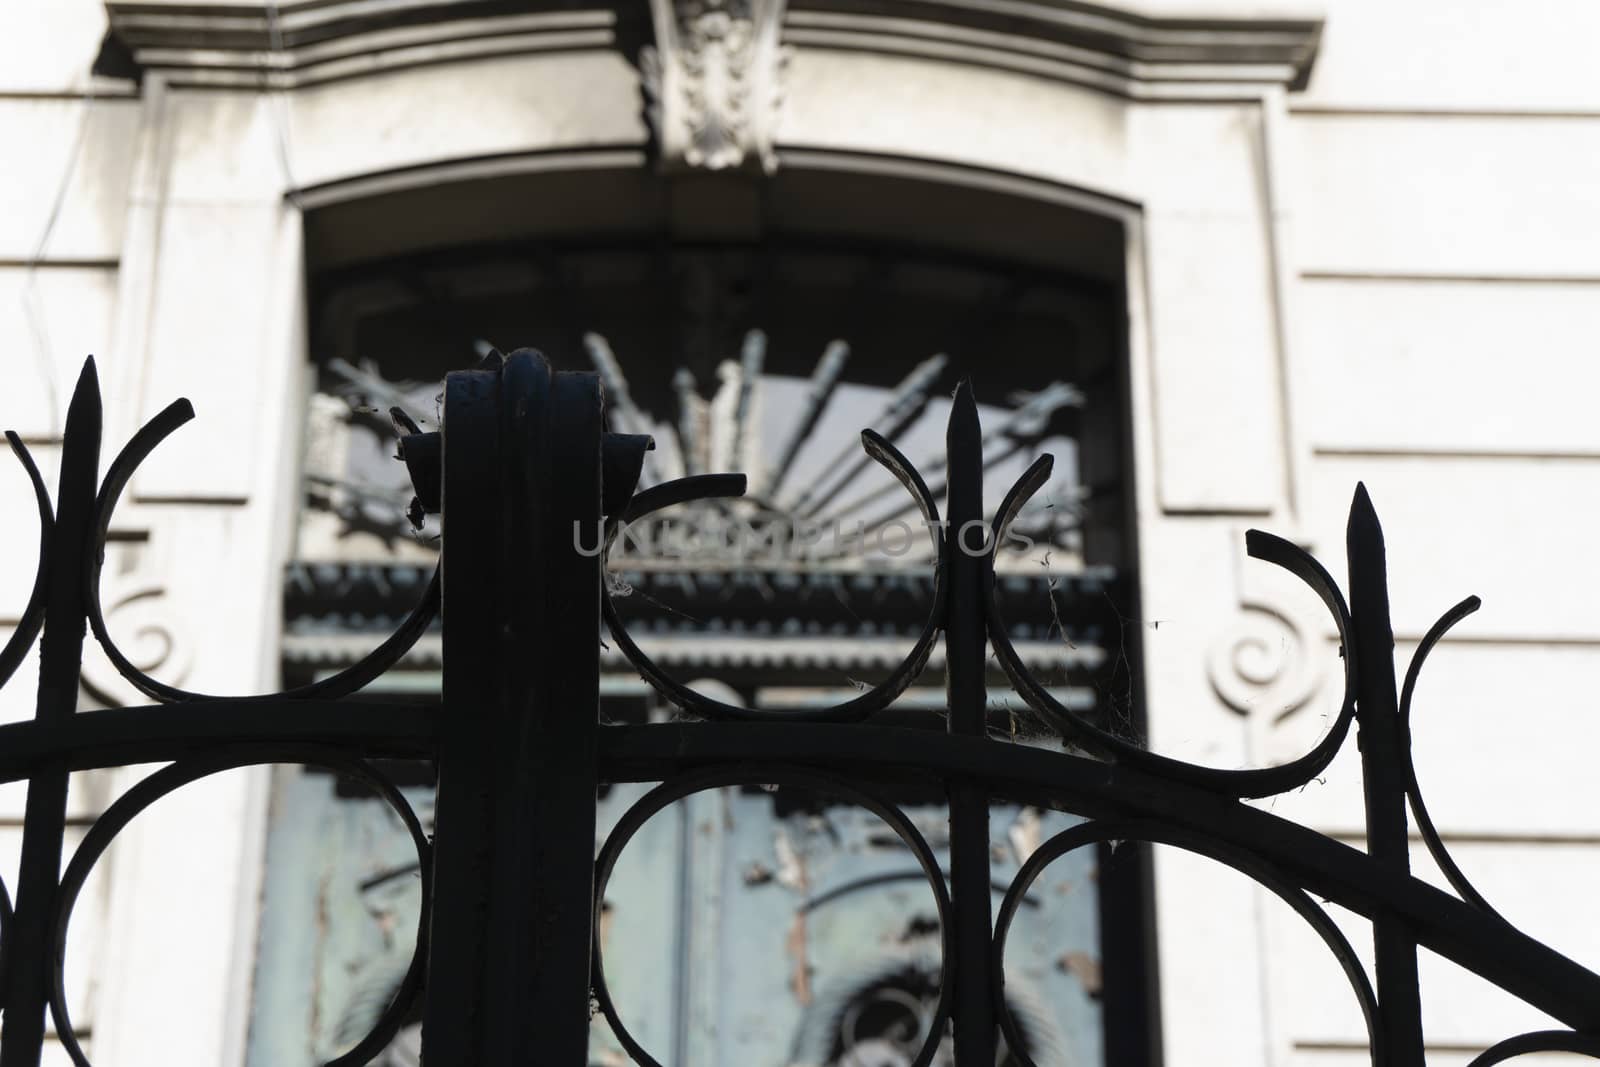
[2,352,1599,1066]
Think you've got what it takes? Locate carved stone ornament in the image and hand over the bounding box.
[1206,530,1328,722]
[642,0,790,173]
[1206,599,1323,722]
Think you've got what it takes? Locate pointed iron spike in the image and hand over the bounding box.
[948,378,980,441]
[1348,481,1384,545]
[65,355,103,436]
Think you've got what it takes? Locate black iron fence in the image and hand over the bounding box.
[1,352,1598,1065]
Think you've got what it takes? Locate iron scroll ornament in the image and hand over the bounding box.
[0,361,440,1067]
[82,396,442,704]
[0,357,1599,1064]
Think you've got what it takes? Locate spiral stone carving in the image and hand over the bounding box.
[1206,600,1324,722]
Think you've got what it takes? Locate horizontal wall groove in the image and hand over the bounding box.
[1320,632,1600,650]
[1291,103,1600,120]
[0,258,120,271]
[1295,1040,1500,1053]
[0,88,139,101]
[1326,830,1600,848]
[1301,270,1600,286]
[1313,446,1600,463]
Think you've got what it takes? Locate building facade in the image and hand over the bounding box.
[3,0,1600,1064]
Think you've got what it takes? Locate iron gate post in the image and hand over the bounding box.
[422,352,604,1063]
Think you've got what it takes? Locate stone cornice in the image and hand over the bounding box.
[104,0,1320,94]
[104,2,630,89]
[786,0,1322,97]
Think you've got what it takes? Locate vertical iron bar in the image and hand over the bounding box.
[0,361,101,1067]
[1347,484,1425,1066]
[421,352,602,1063]
[505,354,601,1059]
[423,364,501,1064]
[945,381,996,1063]
[1097,838,1164,1067]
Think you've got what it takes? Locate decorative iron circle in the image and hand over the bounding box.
[49,746,432,1067]
[82,399,441,703]
[591,765,956,1067]
[992,818,1383,1067]
[986,455,1359,799]
[601,430,948,722]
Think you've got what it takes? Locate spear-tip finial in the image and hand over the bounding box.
[1345,481,1391,606]
[947,378,980,445]
[1347,481,1383,542]
[64,355,103,436]
[72,354,99,397]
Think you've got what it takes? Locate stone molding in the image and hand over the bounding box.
[104,0,1321,98]
[785,3,1320,100]
[103,3,624,89]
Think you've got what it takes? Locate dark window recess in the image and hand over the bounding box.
[267,238,1143,1067]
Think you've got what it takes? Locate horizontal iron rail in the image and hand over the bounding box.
[595,720,1600,1034]
[0,702,438,781]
